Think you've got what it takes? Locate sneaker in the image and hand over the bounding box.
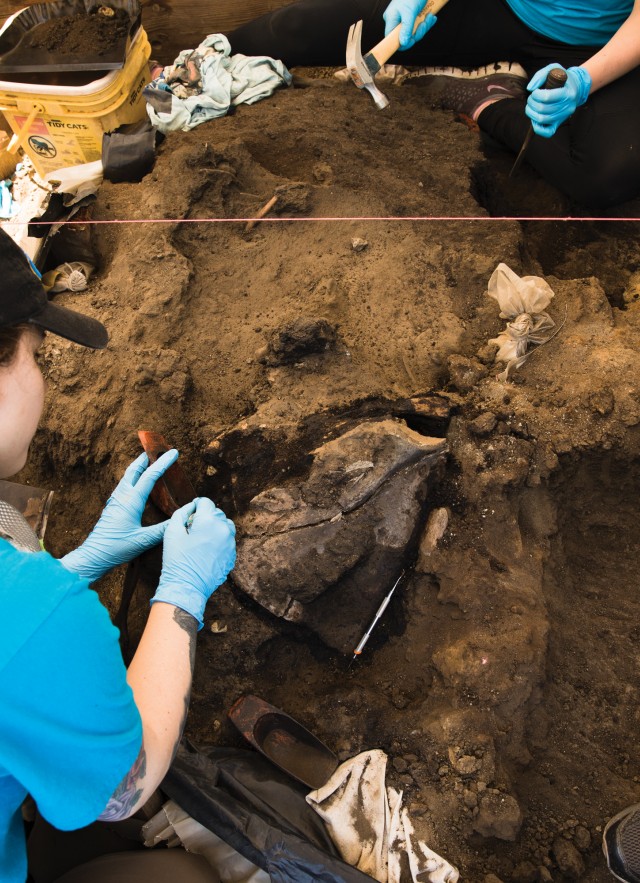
[405,61,528,121]
[603,803,640,883]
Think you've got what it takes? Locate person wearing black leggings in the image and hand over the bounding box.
[227,0,640,209]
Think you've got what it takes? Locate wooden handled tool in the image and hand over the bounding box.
[367,0,450,74]
[509,67,568,177]
[347,0,450,109]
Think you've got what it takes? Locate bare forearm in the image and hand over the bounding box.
[582,2,640,92]
[99,602,197,820]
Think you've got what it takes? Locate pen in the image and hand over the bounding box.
[350,570,406,666]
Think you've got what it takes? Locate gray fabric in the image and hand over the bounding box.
[0,499,40,552]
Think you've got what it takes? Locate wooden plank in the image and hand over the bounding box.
[0,0,296,65]
[139,0,296,63]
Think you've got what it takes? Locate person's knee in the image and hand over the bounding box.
[572,148,640,209]
[54,849,220,883]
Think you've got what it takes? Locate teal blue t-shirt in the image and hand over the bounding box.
[0,540,143,883]
[505,0,634,45]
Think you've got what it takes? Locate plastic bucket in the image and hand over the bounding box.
[0,26,151,176]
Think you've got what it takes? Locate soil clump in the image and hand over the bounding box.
[27,6,131,57]
[19,74,640,881]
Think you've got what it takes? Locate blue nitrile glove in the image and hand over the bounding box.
[383,0,437,50]
[61,450,180,582]
[151,497,236,629]
[525,63,591,137]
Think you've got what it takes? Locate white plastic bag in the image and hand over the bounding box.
[487,263,556,380]
[42,261,94,293]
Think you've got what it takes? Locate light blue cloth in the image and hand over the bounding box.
[0,539,142,883]
[0,180,17,219]
[146,34,292,133]
[505,0,633,46]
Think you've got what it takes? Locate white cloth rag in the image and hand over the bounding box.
[306,749,459,883]
[486,262,556,380]
[146,34,292,133]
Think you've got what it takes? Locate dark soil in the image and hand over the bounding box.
[17,72,640,882]
[27,6,130,57]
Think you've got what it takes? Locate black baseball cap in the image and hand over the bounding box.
[0,227,108,349]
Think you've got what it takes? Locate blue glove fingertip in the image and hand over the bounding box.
[122,451,150,486]
[156,448,180,467]
[136,449,180,497]
[421,13,437,33]
[170,498,198,524]
[413,21,427,42]
[383,10,400,37]
[142,519,171,546]
[527,72,544,93]
[527,62,556,92]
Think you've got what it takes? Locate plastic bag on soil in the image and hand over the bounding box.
[487,262,556,380]
[161,743,375,883]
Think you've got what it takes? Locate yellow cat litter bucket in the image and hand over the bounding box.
[0,25,151,177]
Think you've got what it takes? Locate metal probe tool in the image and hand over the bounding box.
[350,570,406,667]
[509,67,567,178]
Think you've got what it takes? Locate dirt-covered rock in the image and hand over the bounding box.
[232,420,446,651]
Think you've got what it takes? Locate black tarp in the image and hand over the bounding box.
[162,743,375,883]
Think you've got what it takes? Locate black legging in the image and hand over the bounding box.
[227,0,640,208]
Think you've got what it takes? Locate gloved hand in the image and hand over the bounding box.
[525,63,591,137]
[383,0,437,50]
[61,450,179,583]
[151,497,236,629]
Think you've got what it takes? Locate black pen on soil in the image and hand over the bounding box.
[349,570,406,668]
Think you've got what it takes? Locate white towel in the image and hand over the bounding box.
[306,749,459,883]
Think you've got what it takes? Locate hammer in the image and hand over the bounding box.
[346,0,449,109]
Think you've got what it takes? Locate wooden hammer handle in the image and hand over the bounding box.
[366,0,450,68]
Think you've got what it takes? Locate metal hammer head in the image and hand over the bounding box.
[346,20,390,110]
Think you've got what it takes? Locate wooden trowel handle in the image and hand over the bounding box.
[367,0,450,68]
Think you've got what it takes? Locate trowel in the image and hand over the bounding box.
[229,694,339,790]
[137,430,197,515]
[114,430,196,661]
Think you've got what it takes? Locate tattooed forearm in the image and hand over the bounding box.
[169,607,197,761]
[98,746,147,821]
[171,690,191,763]
[172,607,198,671]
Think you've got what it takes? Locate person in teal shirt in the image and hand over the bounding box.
[0,228,234,882]
[227,0,640,208]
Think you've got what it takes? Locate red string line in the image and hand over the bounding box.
[4,215,639,225]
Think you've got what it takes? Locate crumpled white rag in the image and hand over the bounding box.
[306,749,459,883]
[487,262,556,380]
[146,34,292,133]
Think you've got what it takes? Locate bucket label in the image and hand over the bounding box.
[128,73,147,107]
[14,116,48,136]
[28,135,57,159]
[9,112,102,174]
[48,119,90,131]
